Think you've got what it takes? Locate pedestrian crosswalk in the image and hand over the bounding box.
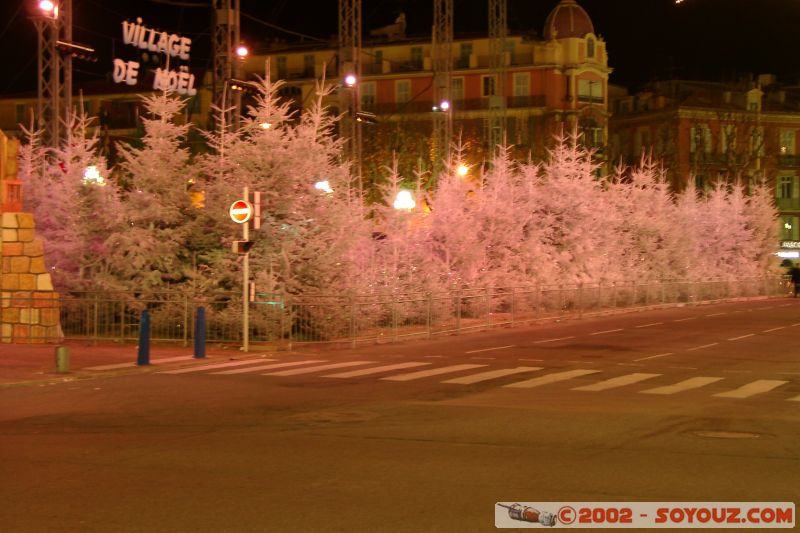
[156,358,799,402]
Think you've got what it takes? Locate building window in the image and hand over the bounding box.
[781,215,799,240]
[451,77,464,102]
[504,40,515,65]
[361,81,376,110]
[482,75,496,97]
[780,129,796,155]
[396,79,411,104]
[778,176,794,199]
[277,56,287,79]
[587,37,595,58]
[374,50,383,66]
[720,124,736,153]
[458,42,472,68]
[410,47,423,69]
[513,73,529,97]
[303,55,315,77]
[577,79,602,102]
[690,124,712,154]
[15,104,27,124]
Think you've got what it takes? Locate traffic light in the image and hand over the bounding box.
[232,240,254,254]
[56,40,97,62]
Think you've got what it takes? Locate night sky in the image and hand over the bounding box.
[1,0,797,96]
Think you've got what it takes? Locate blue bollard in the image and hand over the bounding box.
[194,306,206,359]
[137,309,150,365]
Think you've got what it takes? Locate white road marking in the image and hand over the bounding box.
[160,359,276,374]
[214,360,326,375]
[706,312,727,317]
[442,366,542,385]
[641,377,723,395]
[763,327,786,333]
[728,334,755,341]
[777,303,792,307]
[590,328,624,336]
[567,360,595,365]
[533,336,575,344]
[265,361,374,376]
[686,343,719,352]
[788,395,800,402]
[792,323,800,327]
[713,380,789,399]
[465,345,515,354]
[324,362,430,378]
[382,364,487,382]
[573,373,661,392]
[519,358,544,362]
[86,355,196,370]
[674,317,696,322]
[633,352,673,362]
[504,369,601,389]
[424,355,444,358]
[635,322,663,328]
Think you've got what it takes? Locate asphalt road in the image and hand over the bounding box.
[2,298,799,532]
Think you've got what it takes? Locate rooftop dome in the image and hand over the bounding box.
[543,0,595,40]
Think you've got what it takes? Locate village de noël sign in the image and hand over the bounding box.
[111,18,197,96]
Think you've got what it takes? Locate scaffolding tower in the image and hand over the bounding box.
[212,0,241,130]
[431,0,453,176]
[33,0,72,149]
[487,0,507,157]
[339,0,363,196]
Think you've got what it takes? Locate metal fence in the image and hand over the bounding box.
[2,276,786,346]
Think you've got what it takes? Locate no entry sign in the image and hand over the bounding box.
[229,199,253,223]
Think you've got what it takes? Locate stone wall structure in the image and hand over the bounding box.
[0,130,61,343]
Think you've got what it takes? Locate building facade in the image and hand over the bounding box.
[609,76,800,257]
[239,0,610,179]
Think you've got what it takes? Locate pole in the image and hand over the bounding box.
[137,309,150,365]
[194,306,206,359]
[242,186,250,352]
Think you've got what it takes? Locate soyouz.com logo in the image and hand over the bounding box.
[494,502,795,528]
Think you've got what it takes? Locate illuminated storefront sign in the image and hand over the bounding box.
[111,17,197,96]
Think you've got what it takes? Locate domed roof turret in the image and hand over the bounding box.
[543,0,595,40]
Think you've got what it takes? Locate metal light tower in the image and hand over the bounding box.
[431,0,453,175]
[33,0,72,149]
[213,0,241,130]
[339,0,363,196]
[488,0,507,157]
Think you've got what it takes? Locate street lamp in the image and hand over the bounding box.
[344,74,357,87]
[314,180,334,194]
[82,165,105,186]
[456,163,469,177]
[393,190,415,210]
[38,0,58,18]
[235,45,248,59]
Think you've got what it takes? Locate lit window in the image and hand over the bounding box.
[482,76,496,97]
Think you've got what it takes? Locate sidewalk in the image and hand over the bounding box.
[0,341,273,387]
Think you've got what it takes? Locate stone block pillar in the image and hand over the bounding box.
[0,130,62,343]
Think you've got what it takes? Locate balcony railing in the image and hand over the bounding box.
[778,155,800,167]
[777,197,800,211]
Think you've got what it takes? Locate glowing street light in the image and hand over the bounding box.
[235,45,249,59]
[82,165,105,186]
[259,122,272,130]
[314,180,334,194]
[393,190,415,210]
[343,74,357,87]
[456,163,469,177]
[38,0,58,18]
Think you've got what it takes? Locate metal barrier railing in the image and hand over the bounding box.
[0,277,790,345]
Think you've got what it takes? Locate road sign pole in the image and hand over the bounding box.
[243,186,250,353]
